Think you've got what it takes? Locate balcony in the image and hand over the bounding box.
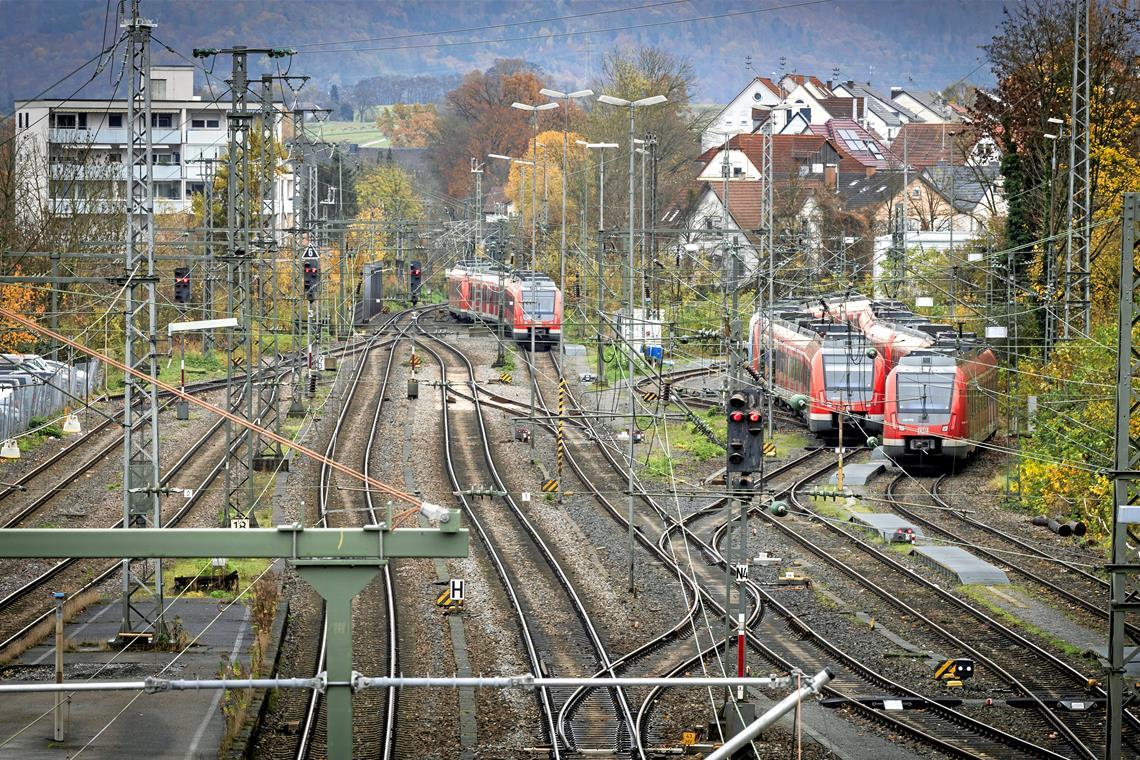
[50,197,127,215]
[48,163,125,180]
[151,164,182,180]
[49,127,181,145]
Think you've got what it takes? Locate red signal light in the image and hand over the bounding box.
[730,411,744,422]
[748,412,761,423]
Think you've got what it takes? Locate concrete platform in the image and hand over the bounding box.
[828,462,885,489]
[0,597,254,759]
[850,513,925,542]
[911,545,1010,585]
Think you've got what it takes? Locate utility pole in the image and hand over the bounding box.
[1108,192,1140,760]
[577,141,618,386]
[119,0,165,639]
[193,43,296,526]
[1063,0,1091,339]
[598,91,667,594]
[470,157,483,257]
[256,74,284,467]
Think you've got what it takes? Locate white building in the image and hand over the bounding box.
[14,65,293,227]
[700,76,783,151]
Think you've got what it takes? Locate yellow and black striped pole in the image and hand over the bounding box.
[557,377,566,499]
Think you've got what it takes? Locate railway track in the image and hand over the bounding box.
[294,308,418,760]
[765,459,1137,759]
[884,474,1130,637]
[524,351,1075,759]
[0,373,275,658]
[418,330,635,757]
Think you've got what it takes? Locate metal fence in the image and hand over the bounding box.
[0,360,102,443]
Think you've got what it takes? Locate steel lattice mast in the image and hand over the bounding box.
[1108,194,1140,760]
[1063,0,1092,338]
[119,0,165,638]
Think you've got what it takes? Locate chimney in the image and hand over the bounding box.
[824,163,838,191]
[891,86,903,99]
[851,98,857,121]
[846,79,855,89]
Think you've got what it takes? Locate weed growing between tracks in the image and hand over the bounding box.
[220,573,280,754]
[959,584,1090,660]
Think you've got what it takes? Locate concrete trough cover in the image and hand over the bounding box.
[828,463,885,487]
[564,343,587,357]
[912,545,1010,585]
[851,513,925,541]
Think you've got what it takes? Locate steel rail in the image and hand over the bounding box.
[542,352,1069,759]
[295,306,419,760]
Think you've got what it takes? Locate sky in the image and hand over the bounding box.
[0,0,1008,108]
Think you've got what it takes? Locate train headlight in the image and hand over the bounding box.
[941,425,949,432]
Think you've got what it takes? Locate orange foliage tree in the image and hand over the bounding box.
[0,267,45,351]
[376,104,439,148]
[431,60,560,199]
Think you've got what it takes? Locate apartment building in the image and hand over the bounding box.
[14,65,293,227]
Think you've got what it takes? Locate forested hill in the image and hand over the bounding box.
[0,0,1002,111]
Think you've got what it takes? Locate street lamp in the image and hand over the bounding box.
[511,101,559,454]
[489,152,535,368]
[1043,116,1063,356]
[576,140,619,388]
[540,87,593,362]
[597,92,667,594]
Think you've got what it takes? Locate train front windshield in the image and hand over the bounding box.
[895,373,954,417]
[521,288,557,319]
[822,353,873,403]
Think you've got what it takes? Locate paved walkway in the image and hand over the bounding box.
[0,598,251,759]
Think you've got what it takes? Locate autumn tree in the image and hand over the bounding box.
[975,0,1140,322]
[376,104,439,148]
[586,47,701,233]
[431,60,556,199]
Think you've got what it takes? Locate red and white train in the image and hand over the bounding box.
[753,293,1000,461]
[446,261,563,349]
[749,311,883,434]
[882,338,999,460]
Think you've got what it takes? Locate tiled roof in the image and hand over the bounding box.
[891,123,976,168]
[818,97,864,121]
[697,133,865,177]
[808,119,896,169]
[840,171,907,211]
[708,181,764,231]
[921,164,1001,211]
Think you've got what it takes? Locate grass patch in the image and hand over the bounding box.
[164,557,272,599]
[310,119,390,146]
[644,453,675,479]
[959,584,1089,659]
[661,420,724,462]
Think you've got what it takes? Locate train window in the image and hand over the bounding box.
[896,373,953,414]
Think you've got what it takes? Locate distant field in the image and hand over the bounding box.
[309,120,390,147]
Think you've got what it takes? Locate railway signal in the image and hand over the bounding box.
[303,261,320,301]
[410,260,422,305]
[173,267,191,304]
[726,392,765,473]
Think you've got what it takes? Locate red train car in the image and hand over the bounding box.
[882,339,999,460]
[447,261,562,349]
[750,312,884,434]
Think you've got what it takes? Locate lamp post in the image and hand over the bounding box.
[511,101,559,454]
[490,153,535,368]
[598,92,667,593]
[540,87,593,362]
[576,141,619,390]
[1043,116,1063,359]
